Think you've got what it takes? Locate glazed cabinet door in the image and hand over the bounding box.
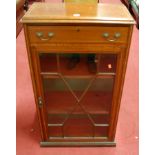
[31,46,125,143]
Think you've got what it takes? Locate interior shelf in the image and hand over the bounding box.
[41,73,115,79]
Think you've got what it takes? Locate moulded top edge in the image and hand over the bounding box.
[22,3,135,24]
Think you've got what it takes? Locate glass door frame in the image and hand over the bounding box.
[30,44,126,142]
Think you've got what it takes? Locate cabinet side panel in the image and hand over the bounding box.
[23,24,47,141]
[108,25,134,140]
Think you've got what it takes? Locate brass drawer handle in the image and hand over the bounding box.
[107,38,117,42]
[102,32,121,42]
[36,32,54,41]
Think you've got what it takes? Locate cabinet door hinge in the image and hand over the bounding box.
[38,97,43,108]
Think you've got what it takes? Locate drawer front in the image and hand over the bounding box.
[28,26,129,44]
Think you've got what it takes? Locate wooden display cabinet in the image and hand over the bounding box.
[22,3,135,146]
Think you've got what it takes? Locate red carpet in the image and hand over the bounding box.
[16,0,139,154]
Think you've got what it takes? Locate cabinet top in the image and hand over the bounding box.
[22,2,135,24]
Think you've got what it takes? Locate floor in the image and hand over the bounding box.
[16,0,139,155]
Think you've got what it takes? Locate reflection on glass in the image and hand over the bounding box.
[59,53,97,75]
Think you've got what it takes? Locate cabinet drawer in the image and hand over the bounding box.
[28,26,129,44]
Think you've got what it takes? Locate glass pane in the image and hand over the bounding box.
[64,77,92,99]
[39,53,57,73]
[91,114,110,124]
[48,114,66,125]
[64,117,93,137]
[43,77,76,124]
[63,107,94,137]
[98,54,117,73]
[95,126,109,137]
[81,78,113,115]
[39,52,116,138]
[48,126,63,137]
[59,53,97,76]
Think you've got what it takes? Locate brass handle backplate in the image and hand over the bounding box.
[36,32,43,37]
[102,32,109,38]
[102,32,121,42]
[114,32,121,38]
[36,32,54,41]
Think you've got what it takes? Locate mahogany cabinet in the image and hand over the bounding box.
[22,3,135,146]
